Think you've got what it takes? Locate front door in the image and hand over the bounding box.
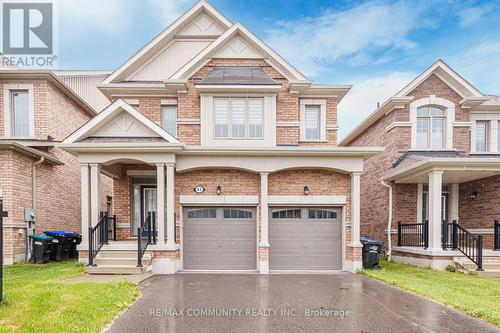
[422,192,449,222]
[132,186,157,236]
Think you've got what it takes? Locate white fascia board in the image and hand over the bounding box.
[62,99,180,144]
[298,85,353,101]
[339,96,414,146]
[171,23,308,81]
[102,0,232,84]
[459,96,490,108]
[395,60,483,98]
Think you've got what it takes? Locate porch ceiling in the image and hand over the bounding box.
[382,157,500,184]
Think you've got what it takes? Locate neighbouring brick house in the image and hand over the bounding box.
[0,70,113,264]
[59,0,381,275]
[341,60,500,272]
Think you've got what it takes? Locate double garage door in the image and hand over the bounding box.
[183,206,341,271]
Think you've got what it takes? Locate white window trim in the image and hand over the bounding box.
[3,84,35,138]
[300,99,327,141]
[410,95,455,149]
[470,113,500,153]
[200,94,276,147]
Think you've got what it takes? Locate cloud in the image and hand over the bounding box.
[458,4,495,27]
[146,0,194,25]
[265,1,430,77]
[451,41,500,95]
[338,72,416,140]
[59,0,136,34]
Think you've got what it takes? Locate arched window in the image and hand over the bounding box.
[416,106,445,149]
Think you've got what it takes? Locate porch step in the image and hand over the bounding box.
[87,251,152,275]
[87,265,149,275]
[454,257,500,278]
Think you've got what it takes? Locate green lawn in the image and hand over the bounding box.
[0,261,139,333]
[363,260,500,326]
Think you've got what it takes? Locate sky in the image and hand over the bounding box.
[56,0,500,139]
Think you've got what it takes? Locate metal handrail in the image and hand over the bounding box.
[137,211,156,267]
[88,212,109,266]
[495,220,500,250]
[397,221,428,248]
[0,198,8,303]
[448,220,483,271]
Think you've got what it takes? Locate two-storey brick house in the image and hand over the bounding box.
[60,1,381,274]
[341,60,500,273]
[0,70,113,264]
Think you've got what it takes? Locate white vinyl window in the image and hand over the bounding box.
[11,90,30,137]
[498,121,500,152]
[304,105,320,140]
[162,106,177,137]
[416,106,445,149]
[213,97,263,139]
[475,121,489,152]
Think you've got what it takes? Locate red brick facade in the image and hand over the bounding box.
[345,72,498,251]
[0,79,113,264]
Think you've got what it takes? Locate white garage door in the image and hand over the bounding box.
[183,207,256,270]
[269,207,342,270]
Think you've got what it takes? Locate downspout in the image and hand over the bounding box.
[32,157,44,211]
[381,180,393,261]
[27,156,44,261]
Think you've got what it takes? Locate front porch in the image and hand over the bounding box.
[382,156,500,274]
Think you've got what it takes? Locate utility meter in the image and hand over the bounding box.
[25,208,36,223]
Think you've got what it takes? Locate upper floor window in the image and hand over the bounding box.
[475,121,489,152]
[416,106,445,149]
[3,84,34,138]
[305,105,320,140]
[300,99,326,141]
[213,97,263,139]
[11,90,30,137]
[162,106,177,137]
[498,121,500,152]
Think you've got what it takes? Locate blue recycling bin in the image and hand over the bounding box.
[44,231,79,261]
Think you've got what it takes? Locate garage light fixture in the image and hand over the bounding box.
[304,186,310,195]
[216,185,222,195]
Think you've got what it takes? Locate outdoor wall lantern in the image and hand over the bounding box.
[304,186,310,195]
[216,185,222,195]
[467,191,477,200]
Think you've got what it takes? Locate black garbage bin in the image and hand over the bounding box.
[29,234,53,264]
[44,231,72,261]
[66,232,81,259]
[360,236,384,269]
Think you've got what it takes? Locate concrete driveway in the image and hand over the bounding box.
[107,273,499,333]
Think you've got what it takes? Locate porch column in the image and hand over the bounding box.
[156,164,166,245]
[80,164,90,243]
[259,172,270,274]
[350,172,362,247]
[166,163,176,247]
[417,184,423,223]
[259,172,269,247]
[90,163,100,228]
[428,170,443,251]
[450,183,459,222]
